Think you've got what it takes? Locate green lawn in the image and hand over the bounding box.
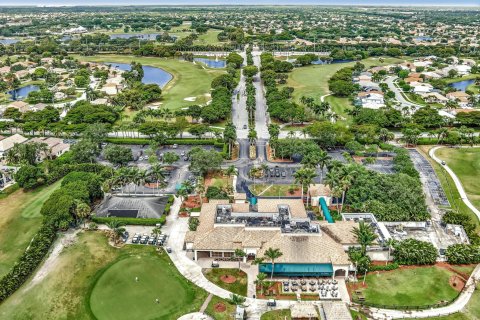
[417,146,480,231]
[467,84,479,94]
[205,295,236,320]
[356,266,458,307]
[436,148,480,212]
[324,95,353,123]
[73,54,225,112]
[0,232,118,319]
[286,57,404,106]
[0,180,62,277]
[249,184,299,197]
[284,57,403,124]
[0,232,211,319]
[90,249,208,320]
[202,268,248,296]
[260,309,292,320]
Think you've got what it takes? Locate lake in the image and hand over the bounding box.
[8,84,39,100]
[108,62,172,88]
[415,36,433,41]
[450,79,475,92]
[0,39,19,45]
[193,58,226,68]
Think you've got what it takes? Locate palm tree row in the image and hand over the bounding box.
[106,165,166,195]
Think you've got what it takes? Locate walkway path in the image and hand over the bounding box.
[369,264,480,319]
[200,293,214,313]
[429,146,480,221]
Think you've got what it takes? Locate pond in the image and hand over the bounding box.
[193,57,226,68]
[107,62,172,88]
[109,33,160,40]
[450,79,475,92]
[414,36,433,41]
[8,84,39,100]
[0,38,20,45]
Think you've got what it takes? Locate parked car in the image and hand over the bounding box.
[148,237,157,245]
[172,144,178,149]
[166,247,172,253]
[243,124,247,129]
[132,236,140,244]
[281,171,286,178]
[267,299,276,307]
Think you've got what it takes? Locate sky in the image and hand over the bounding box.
[0,0,478,6]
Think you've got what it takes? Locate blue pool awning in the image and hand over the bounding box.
[259,263,333,277]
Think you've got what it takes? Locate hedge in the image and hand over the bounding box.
[0,222,57,302]
[91,216,166,226]
[0,164,109,302]
[106,137,222,146]
[368,262,399,272]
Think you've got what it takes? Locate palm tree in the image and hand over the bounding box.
[294,167,316,203]
[338,165,357,213]
[229,294,246,306]
[106,219,126,244]
[255,273,268,296]
[74,200,91,228]
[318,150,331,181]
[149,164,165,195]
[234,249,246,269]
[152,226,162,238]
[195,178,206,206]
[264,247,283,280]
[352,221,378,255]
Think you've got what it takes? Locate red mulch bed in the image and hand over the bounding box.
[183,195,204,209]
[449,275,466,292]
[214,303,226,312]
[220,275,237,284]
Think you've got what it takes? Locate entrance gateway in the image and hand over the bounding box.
[259,263,334,277]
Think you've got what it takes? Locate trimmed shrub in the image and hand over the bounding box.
[91,216,166,226]
[368,262,399,272]
[445,244,480,264]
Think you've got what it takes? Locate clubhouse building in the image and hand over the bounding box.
[184,196,359,278]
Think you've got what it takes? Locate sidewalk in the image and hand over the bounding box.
[429,146,480,221]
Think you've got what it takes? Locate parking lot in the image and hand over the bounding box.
[98,143,219,194]
[364,159,396,174]
[409,149,450,207]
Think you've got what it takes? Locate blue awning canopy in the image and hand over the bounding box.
[259,263,333,277]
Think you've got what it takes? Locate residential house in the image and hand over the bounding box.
[419,92,448,105]
[357,91,385,109]
[0,134,28,160]
[447,91,471,108]
[29,137,70,161]
[7,101,30,113]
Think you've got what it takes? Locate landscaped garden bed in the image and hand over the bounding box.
[202,268,248,296]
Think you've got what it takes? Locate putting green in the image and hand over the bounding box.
[89,253,202,320]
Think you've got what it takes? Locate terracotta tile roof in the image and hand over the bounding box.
[257,232,350,265]
[257,199,307,218]
[320,221,358,245]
